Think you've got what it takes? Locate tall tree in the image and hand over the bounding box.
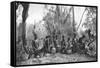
[21,3,29,54]
[44,5,74,39]
[72,6,76,38]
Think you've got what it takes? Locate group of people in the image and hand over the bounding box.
[28,33,73,59]
[27,29,96,59]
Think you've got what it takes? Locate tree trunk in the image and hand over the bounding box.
[72,6,75,32]
[21,3,29,54]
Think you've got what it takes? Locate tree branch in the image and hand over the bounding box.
[77,8,87,31]
[63,6,73,24]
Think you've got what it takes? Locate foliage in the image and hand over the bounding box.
[43,5,75,41]
[16,4,97,63]
[83,7,96,36]
[82,7,97,56]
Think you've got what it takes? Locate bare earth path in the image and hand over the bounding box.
[18,53,96,65]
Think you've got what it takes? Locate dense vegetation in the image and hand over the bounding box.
[16,3,97,64]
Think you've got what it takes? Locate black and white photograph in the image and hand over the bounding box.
[12,1,97,66]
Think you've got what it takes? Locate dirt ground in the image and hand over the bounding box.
[17,53,96,65]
